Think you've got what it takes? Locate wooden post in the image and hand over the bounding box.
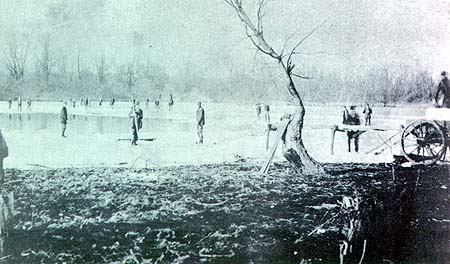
[330,125,337,155]
[260,119,290,174]
[265,124,271,151]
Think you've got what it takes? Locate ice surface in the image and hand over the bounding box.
[0,101,429,169]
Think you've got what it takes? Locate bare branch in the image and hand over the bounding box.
[225,0,280,59]
[291,73,312,79]
[3,40,28,80]
[287,18,329,65]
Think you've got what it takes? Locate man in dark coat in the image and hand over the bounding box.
[196,102,205,144]
[0,128,8,186]
[435,71,450,108]
[136,103,143,130]
[60,102,68,137]
[344,105,361,152]
[129,106,138,145]
[168,94,174,111]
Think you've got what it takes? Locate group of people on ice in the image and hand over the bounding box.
[8,96,32,113]
[58,93,207,146]
[127,96,203,145]
[340,70,450,153]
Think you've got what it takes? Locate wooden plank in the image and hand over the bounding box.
[330,125,337,155]
[310,125,398,131]
[117,138,155,141]
[260,118,291,174]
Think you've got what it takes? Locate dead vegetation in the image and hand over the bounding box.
[0,163,448,263]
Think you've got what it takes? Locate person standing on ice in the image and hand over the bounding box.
[17,96,22,112]
[343,105,361,152]
[168,94,174,111]
[7,98,12,110]
[363,103,372,126]
[0,128,8,186]
[26,98,32,113]
[136,102,144,131]
[435,71,450,108]
[60,101,68,137]
[264,104,271,124]
[256,103,262,118]
[196,102,205,144]
[129,106,139,145]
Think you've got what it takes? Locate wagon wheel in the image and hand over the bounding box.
[401,121,446,165]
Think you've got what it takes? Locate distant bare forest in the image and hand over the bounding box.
[0,41,434,104]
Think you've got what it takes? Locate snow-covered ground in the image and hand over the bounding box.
[0,101,430,169]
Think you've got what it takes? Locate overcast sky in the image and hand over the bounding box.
[0,0,449,78]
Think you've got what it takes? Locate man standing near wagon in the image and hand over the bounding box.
[343,105,361,152]
[435,71,450,108]
[363,103,372,126]
[196,102,205,144]
[60,101,68,137]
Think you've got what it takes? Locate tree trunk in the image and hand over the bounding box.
[280,66,325,175]
[282,107,324,175]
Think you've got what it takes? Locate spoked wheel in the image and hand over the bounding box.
[401,121,447,165]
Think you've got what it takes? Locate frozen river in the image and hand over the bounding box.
[0,101,430,169]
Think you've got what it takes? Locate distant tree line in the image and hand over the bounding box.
[299,66,434,106]
[0,39,436,105]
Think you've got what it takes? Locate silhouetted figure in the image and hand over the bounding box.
[129,106,138,145]
[0,128,8,186]
[26,98,32,113]
[343,105,361,152]
[60,102,68,137]
[256,103,262,118]
[168,94,174,111]
[7,98,12,110]
[196,102,205,144]
[145,98,150,109]
[17,96,22,112]
[136,103,143,130]
[110,98,115,108]
[435,71,450,108]
[99,97,103,106]
[264,104,270,124]
[363,103,372,126]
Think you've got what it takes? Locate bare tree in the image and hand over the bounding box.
[119,62,138,98]
[77,51,82,81]
[96,54,107,84]
[3,41,28,81]
[58,55,68,82]
[37,38,54,88]
[225,0,325,174]
[143,57,167,95]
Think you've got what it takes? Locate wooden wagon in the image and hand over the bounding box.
[399,108,450,166]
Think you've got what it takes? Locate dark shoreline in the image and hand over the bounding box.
[0,162,448,263]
